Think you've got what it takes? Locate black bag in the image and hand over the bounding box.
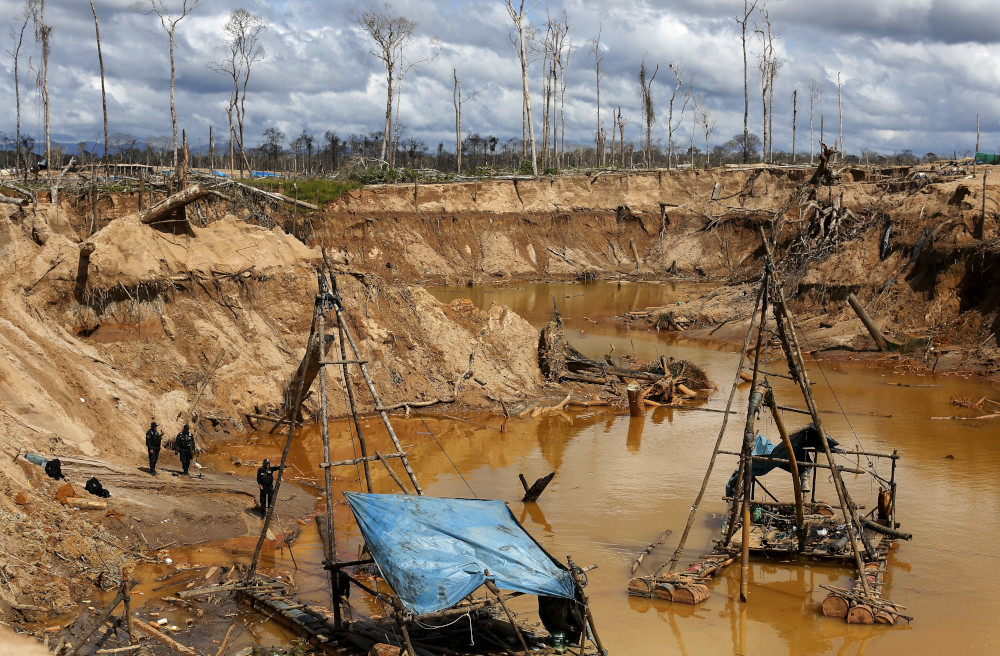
[84,476,111,498]
[44,458,65,480]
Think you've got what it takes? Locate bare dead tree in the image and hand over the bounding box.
[88,0,109,179]
[210,9,266,178]
[352,3,417,168]
[809,78,822,164]
[30,0,52,173]
[589,23,606,167]
[555,16,571,170]
[391,40,440,167]
[666,61,689,168]
[615,106,627,168]
[837,71,843,164]
[699,102,716,168]
[453,68,485,173]
[639,59,658,168]
[791,89,797,164]
[505,0,540,175]
[139,0,205,169]
[735,0,758,163]
[6,8,30,178]
[754,6,781,163]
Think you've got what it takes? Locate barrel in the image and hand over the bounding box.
[671,583,709,605]
[822,593,849,618]
[652,582,675,601]
[627,578,653,598]
[847,604,875,624]
[874,608,897,625]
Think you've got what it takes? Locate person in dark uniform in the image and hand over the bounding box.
[257,458,275,511]
[145,420,163,475]
[175,424,196,475]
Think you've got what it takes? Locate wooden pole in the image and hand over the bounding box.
[129,618,197,656]
[484,572,531,656]
[121,568,132,645]
[761,228,873,597]
[214,623,237,656]
[764,390,806,551]
[65,588,127,655]
[245,303,319,583]
[566,555,606,655]
[667,280,764,574]
[330,274,423,495]
[375,451,410,494]
[737,271,769,604]
[336,319,374,493]
[847,293,891,351]
[626,383,645,416]
[317,310,342,629]
[977,171,987,240]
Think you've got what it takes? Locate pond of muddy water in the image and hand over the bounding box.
[174,281,1000,655]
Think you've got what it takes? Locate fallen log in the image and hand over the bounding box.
[139,184,208,224]
[847,293,894,351]
[0,194,29,206]
[66,497,108,510]
[532,393,572,417]
[129,617,198,656]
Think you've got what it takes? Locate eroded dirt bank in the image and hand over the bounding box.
[1,165,997,645]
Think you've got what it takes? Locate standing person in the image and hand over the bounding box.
[174,424,196,476]
[257,458,275,512]
[145,420,163,475]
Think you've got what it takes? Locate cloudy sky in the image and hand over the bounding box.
[1,0,999,159]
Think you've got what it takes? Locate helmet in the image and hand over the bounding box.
[183,424,189,431]
[263,458,270,468]
[150,421,157,427]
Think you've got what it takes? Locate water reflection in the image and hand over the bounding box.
[194,282,1000,656]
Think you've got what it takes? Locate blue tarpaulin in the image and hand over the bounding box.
[725,424,840,497]
[343,492,575,615]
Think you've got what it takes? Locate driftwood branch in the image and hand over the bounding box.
[0,195,29,206]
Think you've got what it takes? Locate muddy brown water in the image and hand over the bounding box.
[140,281,1000,654]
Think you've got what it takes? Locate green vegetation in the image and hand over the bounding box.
[243,177,360,207]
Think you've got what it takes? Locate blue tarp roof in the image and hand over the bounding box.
[343,492,575,615]
[725,424,840,497]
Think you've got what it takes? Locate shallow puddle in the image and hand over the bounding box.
[156,281,999,655]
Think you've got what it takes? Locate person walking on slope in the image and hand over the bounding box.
[145,420,163,475]
[174,424,196,476]
[257,458,276,512]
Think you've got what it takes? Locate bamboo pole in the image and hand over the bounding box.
[376,451,411,494]
[330,274,422,495]
[484,572,531,656]
[121,568,132,645]
[764,391,806,551]
[336,312,373,494]
[245,302,319,583]
[760,228,873,597]
[666,279,764,574]
[738,271,769,603]
[318,310,342,629]
[567,555,605,655]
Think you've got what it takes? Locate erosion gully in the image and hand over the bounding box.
[136,281,1000,655]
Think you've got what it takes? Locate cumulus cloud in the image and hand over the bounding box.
[0,0,998,158]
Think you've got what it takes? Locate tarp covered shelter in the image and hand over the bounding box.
[343,492,576,615]
[725,424,840,497]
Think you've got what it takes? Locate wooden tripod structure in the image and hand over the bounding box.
[629,228,910,624]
